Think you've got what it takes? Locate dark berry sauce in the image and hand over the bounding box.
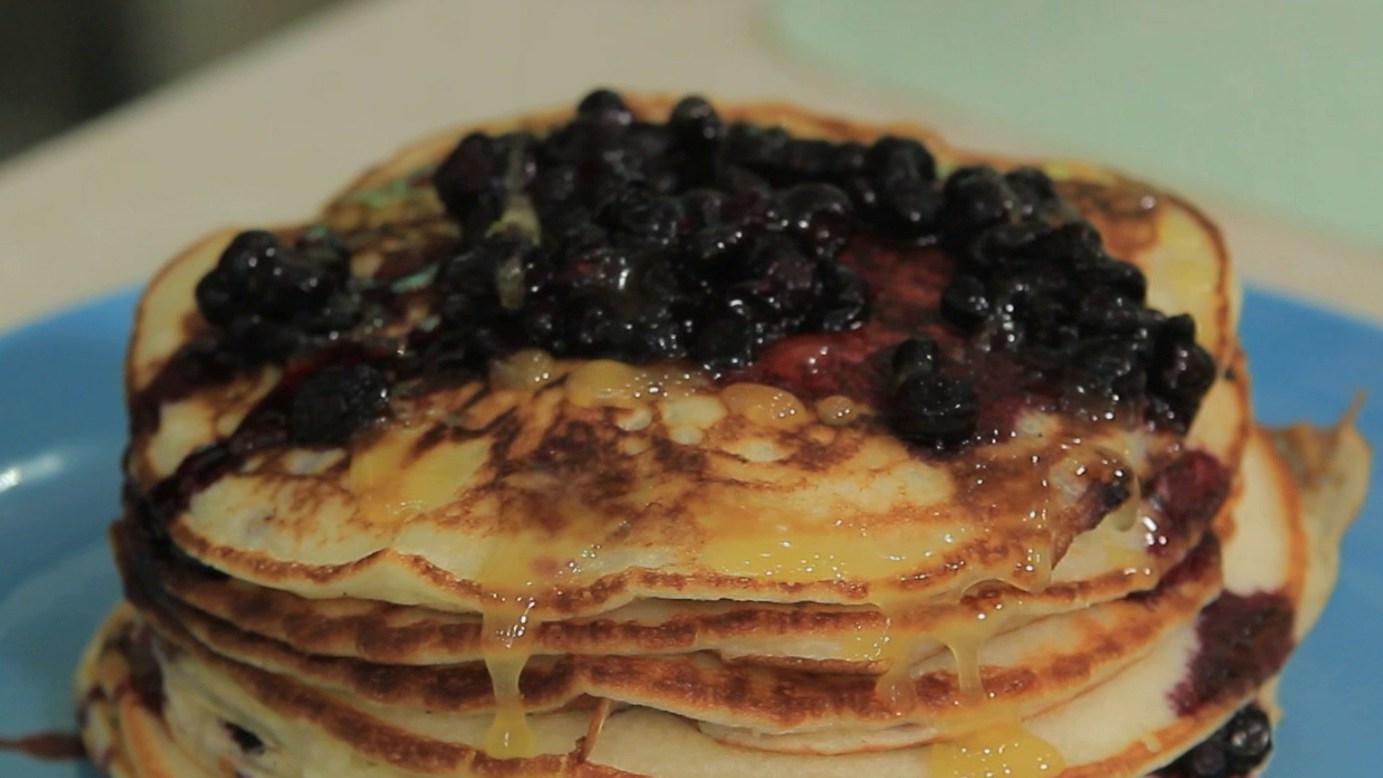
[1143,451,1233,558]
[1172,592,1295,716]
[0,732,86,761]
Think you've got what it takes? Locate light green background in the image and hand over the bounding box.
[771,0,1383,249]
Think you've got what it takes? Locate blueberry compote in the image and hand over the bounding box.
[166,89,1217,452]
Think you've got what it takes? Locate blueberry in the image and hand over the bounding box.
[433,132,504,221]
[640,160,681,195]
[941,165,1015,233]
[195,230,280,327]
[1069,339,1146,399]
[1083,258,1148,301]
[528,165,580,216]
[520,297,566,347]
[547,213,607,258]
[891,336,940,382]
[871,179,942,238]
[1017,296,1081,366]
[1144,312,1216,420]
[940,274,991,332]
[889,373,979,447]
[962,220,1048,273]
[679,189,729,229]
[538,117,621,169]
[576,88,633,126]
[720,187,787,231]
[863,136,937,185]
[195,229,355,357]
[555,244,635,295]
[586,162,646,212]
[1222,705,1273,773]
[779,183,854,256]
[684,224,748,266]
[1078,290,1145,335]
[780,138,836,182]
[841,175,879,212]
[669,95,724,143]
[829,141,868,180]
[290,365,390,447]
[717,165,773,196]
[1164,704,1273,778]
[741,237,818,316]
[623,121,675,159]
[1152,338,1216,405]
[1004,166,1059,216]
[571,296,686,361]
[721,123,789,174]
[438,232,526,303]
[1019,219,1106,266]
[1179,738,1229,778]
[812,261,870,331]
[691,312,758,371]
[604,192,684,246]
[1159,312,1197,344]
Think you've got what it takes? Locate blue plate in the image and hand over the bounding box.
[0,288,1378,776]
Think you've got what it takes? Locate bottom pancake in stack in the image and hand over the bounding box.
[75,92,1370,778]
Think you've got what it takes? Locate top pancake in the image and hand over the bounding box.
[121,96,1244,614]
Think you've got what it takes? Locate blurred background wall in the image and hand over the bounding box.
[0,0,346,160]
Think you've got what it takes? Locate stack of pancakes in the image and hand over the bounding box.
[77,96,1369,778]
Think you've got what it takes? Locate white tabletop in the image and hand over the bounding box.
[0,0,1378,332]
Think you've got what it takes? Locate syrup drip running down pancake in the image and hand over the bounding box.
[75,91,1368,778]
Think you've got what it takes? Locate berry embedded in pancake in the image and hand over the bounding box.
[76,90,1368,778]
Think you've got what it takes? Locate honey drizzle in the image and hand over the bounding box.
[480,600,539,758]
[474,508,615,758]
[721,382,809,429]
[814,394,859,426]
[564,360,703,409]
[926,721,1066,778]
[840,601,918,711]
[931,599,1021,702]
[475,534,551,759]
[917,455,1070,775]
[490,348,557,390]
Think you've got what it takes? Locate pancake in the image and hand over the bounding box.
[75,90,1368,778]
[79,423,1361,778]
